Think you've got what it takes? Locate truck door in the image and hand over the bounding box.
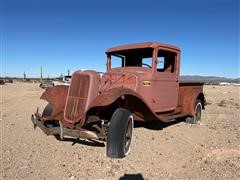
[152,49,179,112]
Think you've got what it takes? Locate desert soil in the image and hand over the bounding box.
[1,82,239,179]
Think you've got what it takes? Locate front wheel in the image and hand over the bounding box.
[185,99,203,124]
[42,104,61,139]
[106,108,134,158]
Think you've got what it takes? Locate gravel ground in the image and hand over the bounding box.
[1,82,240,179]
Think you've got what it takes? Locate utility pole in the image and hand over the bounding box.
[23,71,26,80]
[40,66,43,82]
[68,69,70,76]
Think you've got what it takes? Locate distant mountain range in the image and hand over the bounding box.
[1,75,240,84]
[180,75,240,83]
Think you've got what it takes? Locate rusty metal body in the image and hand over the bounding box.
[32,42,206,141]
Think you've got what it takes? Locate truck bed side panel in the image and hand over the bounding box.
[179,82,204,116]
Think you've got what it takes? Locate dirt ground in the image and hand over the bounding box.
[1,82,239,179]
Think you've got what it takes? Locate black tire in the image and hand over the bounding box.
[42,104,60,139]
[185,99,202,124]
[107,108,134,158]
[42,103,53,117]
[42,103,55,128]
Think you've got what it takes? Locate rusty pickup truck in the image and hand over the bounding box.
[31,42,206,158]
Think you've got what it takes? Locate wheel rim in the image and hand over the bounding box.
[124,115,133,155]
[195,102,202,121]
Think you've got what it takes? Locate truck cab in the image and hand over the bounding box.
[31,42,206,158]
[105,42,180,112]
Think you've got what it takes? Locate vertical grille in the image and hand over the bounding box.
[64,74,90,123]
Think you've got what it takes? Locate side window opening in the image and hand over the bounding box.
[157,57,165,71]
[111,55,124,68]
[157,50,176,73]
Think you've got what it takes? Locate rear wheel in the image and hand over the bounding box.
[107,108,133,158]
[185,99,202,124]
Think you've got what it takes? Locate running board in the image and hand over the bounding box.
[158,113,189,122]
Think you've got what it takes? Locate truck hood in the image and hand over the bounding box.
[99,67,148,92]
[108,67,152,75]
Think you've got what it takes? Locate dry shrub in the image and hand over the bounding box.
[218,100,227,107]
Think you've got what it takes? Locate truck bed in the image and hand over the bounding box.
[179,81,204,86]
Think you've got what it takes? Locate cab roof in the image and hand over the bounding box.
[107,42,180,53]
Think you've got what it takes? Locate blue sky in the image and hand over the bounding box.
[1,0,239,78]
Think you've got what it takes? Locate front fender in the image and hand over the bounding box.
[87,88,163,122]
[40,85,69,116]
[88,87,146,109]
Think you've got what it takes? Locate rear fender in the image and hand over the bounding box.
[186,92,206,116]
[40,85,68,117]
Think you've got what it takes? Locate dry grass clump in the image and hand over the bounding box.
[217,99,239,109]
[217,100,227,107]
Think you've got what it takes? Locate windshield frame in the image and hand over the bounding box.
[106,48,156,71]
